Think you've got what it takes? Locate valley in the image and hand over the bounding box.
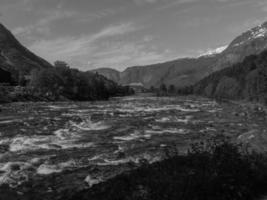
[1,4,267,199]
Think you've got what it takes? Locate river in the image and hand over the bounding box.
[0,96,266,199]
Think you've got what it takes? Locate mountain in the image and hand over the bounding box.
[0,23,52,78]
[119,56,219,88]
[212,21,267,72]
[93,21,267,88]
[192,49,267,102]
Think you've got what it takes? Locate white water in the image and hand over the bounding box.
[0,96,225,188]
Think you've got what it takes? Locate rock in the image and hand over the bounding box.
[84,175,102,188]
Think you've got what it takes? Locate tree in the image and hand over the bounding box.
[160,83,167,92]
[28,61,133,101]
[0,68,12,85]
[168,84,176,93]
[150,86,155,92]
[18,72,27,86]
[30,68,64,97]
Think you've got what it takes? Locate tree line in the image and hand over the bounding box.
[0,61,134,102]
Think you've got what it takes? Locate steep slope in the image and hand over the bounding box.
[213,21,267,71]
[93,21,267,88]
[193,50,267,103]
[0,23,52,76]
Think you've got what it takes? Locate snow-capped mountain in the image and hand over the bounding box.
[213,21,267,71]
[230,22,267,48]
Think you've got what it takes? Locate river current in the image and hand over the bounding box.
[0,96,266,197]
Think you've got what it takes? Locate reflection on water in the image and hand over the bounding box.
[0,96,266,191]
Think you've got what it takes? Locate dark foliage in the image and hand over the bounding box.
[177,85,193,95]
[28,61,134,101]
[150,83,178,96]
[67,140,267,200]
[0,67,12,84]
[0,86,11,102]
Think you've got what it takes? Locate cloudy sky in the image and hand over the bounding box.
[0,0,267,71]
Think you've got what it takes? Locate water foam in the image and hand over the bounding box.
[69,117,110,131]
[145,128,189,135]
[3,117,110,152]
[113,131,151,141]
[37,160,76,175]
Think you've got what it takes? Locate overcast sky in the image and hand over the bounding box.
[1,0,267,71]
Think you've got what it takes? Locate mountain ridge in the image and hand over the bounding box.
[0,23,52,79]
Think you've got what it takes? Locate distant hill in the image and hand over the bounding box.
[0,23,52,82]
[93,21,267,88]
[91,68,121,83]
[93,56,218,88]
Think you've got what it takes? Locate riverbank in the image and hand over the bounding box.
[0,85,134,105]
[65,140,267,200]
[0,86,70,104]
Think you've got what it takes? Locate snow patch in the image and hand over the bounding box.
[200,45,228,57]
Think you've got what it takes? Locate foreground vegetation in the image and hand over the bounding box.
[64,138,267,200]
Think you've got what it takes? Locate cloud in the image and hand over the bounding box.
[227,18,267,35]
[133,0,158,5]
[10,1,124,39]
[257,1,267,12]
[88,41,177,71]
[28,22,177,71]
[89,23,138,40]
[28,23,142,66]
[12,9,76,37]
[157,0,198,10]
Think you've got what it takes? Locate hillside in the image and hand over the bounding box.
[192,50,267,103]
[213,21,267,72]
[0,23,52,82]
[93,21,267,88]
